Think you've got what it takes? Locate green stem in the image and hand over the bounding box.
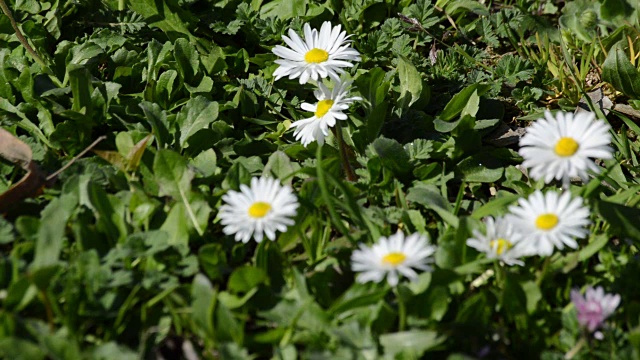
[118,0,126,11]
[564,337,586,359]
[0,0,46,68]
[333,121,356,181]
[394,287,406,331]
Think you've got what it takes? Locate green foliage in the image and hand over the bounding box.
[0,0,638,358]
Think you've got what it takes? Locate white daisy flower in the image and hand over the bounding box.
[466,216,526,266]
[519,110,612,184]
[219,176,299,243]
[290,79,361,146]
[272,21,361,84]
[351,231,436,287]
[506,190,590,256]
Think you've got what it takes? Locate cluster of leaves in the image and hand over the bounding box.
[1,0,640,358]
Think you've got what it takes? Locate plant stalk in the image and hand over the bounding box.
[333,121,356,181]
[0,0,47,68]
[394,287,406,331]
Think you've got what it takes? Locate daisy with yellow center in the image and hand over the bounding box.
[272,21,361,84]
[506,190,590,256]
[519,110,612,185]
[290,79,361,146]
[466,217,526,266]
[351,232,436,287]
[219,176,299,243]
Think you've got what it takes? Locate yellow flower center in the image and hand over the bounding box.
[304,48,329,63]
[248,201,271,218]
[382,252,407,267]
[554,137,579,157]
[489,238,513,255]
[535,213,559,231]
[315,99,334,118]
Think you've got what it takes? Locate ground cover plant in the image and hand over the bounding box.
[1,0,640,358]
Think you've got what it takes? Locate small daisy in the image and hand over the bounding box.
[519,110,612,184]
[506,190,590,256]
[290,79,361,146]
[571,286,620,333]
[466,216,526,266]
[272,21,361,84]
[351,231,436,287]
[219,176,299,243]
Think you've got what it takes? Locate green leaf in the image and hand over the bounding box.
[397,56,423,109]
[176,96,219,148]
[456,153,504,183]
[128,0,198,41]
[139,101,170,148]
[260,0,307,20]
[228,266,268,294]
[371,137,411,177]
[68,64,93,114]
[602,41,640,99]
[594,200,640,240]
[0,338,46,360]
[31,191,78,270]
[174,38,199,83]
[380,330,445,357]
[191,274,216,338]
[154,150,206,236]
[471,193,520,219]
[263,151,300,184]
[440,84,490,121]
[407,184,459,227]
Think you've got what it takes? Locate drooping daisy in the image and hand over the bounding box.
[505,190,590,256]
[290,79,361,146]
[272,21,361,84]
[219,176,299,243]
[351,231,436,287]
[519,110,612,184]
[466,216,526,266]
[571,286,620,333]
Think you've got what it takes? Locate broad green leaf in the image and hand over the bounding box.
[407,184,459,227]
[397,56,423,109]
[199,243,227,281]
[68,64,93,114]
[31,191,78,270]
[174,38,199,83]
[263,151,300,184]
[371,137,411,177]
[154,150,207,236]
[440,84,490,121]
[259,0,307,20]
[129,0,197,40]
[0,338,46,360]
[471,193,520,219]
[176,96,219,148]
[602,41,640,99]
[139,101,170,148]
[228,266,268,294]
[154,150,193,199]
[380,330,445,357]
[594,200,640,240]
[191,274,216,338]
[456,153,504,183]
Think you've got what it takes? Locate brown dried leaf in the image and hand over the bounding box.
[0,128,32,170]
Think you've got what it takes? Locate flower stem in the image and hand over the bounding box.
[333,121,356,181]
[0,0,46,68]
[564,337,586,359]
[394,287,406,331]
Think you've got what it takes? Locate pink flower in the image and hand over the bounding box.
[570,286,620,332]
